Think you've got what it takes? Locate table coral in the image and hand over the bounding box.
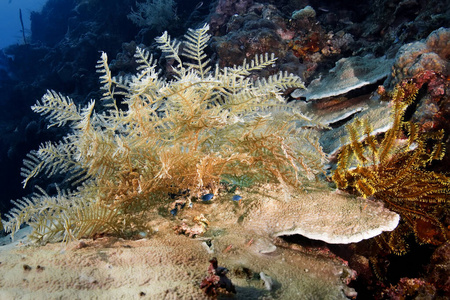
[292,55,394,101]
[242,186,399,244]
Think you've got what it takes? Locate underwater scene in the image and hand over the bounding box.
[0,0,449,299]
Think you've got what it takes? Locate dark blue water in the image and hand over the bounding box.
[0,0,47,49]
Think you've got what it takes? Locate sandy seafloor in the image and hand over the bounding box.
[0,188,364,300]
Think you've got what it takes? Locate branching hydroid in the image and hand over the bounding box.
[5,24,327,244]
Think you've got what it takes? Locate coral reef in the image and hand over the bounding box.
[211,4,290,70]
[209,0,255,33]
[3,25,327,244]
[291,6,316,20]
[390,27,450,87]
[210,2,357,81]
[288,31,323,60]
[426,241,450,295]
[1,1,449,298]
[127,0,178,31]
[292,55,394,101]
[357,0,450,47]
[381,277,437,299]
[332,72,450,254]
